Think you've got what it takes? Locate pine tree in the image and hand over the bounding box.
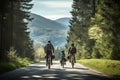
[89,0,120,60]
[0,0,34,61]
[0,0,13,61]
[67,0,93,59]
[13,0,34,59]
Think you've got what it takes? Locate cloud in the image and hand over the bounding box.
[30,0,72,20]
[40,1,72,8]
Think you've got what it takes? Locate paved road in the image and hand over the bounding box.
[0,61,119,80]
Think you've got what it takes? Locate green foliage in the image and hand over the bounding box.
[77,59,120,77]
[0,0,34,62]
[66,0,93,59]
[92,48,101,58]
[89,0,120,60]
[7,47,17,62]
[0,62,16,74]
[88,24,103,40]
[89,16,114,59]
[34,47,45,62]
[16,57,31,66]
[0,58,32,74]
[68,0,120,60]
[13,0,34,59]
[0,47,33,74]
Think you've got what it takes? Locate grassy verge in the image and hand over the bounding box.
[0,47,34,74]
[0,58,33,74]
[77,59,120,77]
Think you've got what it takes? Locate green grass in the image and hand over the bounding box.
[77,59,120,77]
[0,47,33,74]
[0,58,33,74]
[0,47,34,74]
[0,62,16,74]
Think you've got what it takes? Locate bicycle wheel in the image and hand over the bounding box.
[48,56,51,69]
[71,56,74,68]
[61,60,64,68]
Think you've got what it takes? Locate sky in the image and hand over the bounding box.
[30,0,73,20]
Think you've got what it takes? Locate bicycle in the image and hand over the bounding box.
[70,55,75,68]
[46,55,51,69]
[61,58,66,68]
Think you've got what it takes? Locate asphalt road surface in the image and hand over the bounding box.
[0,61,119,80]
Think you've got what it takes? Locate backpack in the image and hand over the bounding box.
[46,44,52,51]
[70,46,76,53]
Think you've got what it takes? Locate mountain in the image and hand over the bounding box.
[55,17,70,26]
[28,13,69,48]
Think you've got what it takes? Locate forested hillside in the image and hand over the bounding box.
[55,17,70,26]
[67,0,120,60]
[28,13,68,48]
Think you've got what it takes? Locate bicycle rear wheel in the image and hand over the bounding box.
[71,56,74,68]
[61,60,64,68]
[47,56,51,69]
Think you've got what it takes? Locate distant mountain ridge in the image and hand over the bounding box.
[28,13,67,30]
[28,13,70,48]
[55,17,70,26]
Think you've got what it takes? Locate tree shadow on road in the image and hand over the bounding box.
[64,66,89,70]
[0,61,120,80]
[19,68,120,80]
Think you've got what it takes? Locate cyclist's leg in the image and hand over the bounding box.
[60,58,63,65]
[50,52,53,65]
[62,57,64,62]
[73,54,76,63]
[63,57,66,64]
[69,54,72,62]
[46,53,48,66]
[60,58,62,64]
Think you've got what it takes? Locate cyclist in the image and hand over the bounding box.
[60,50,66,65]
[68,43,76,63]
[44,41,54,65]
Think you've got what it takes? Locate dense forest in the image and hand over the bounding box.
[0,0,120,63]
[0,0,120,77]
[0,0,34,62]
[67,0,120,60]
